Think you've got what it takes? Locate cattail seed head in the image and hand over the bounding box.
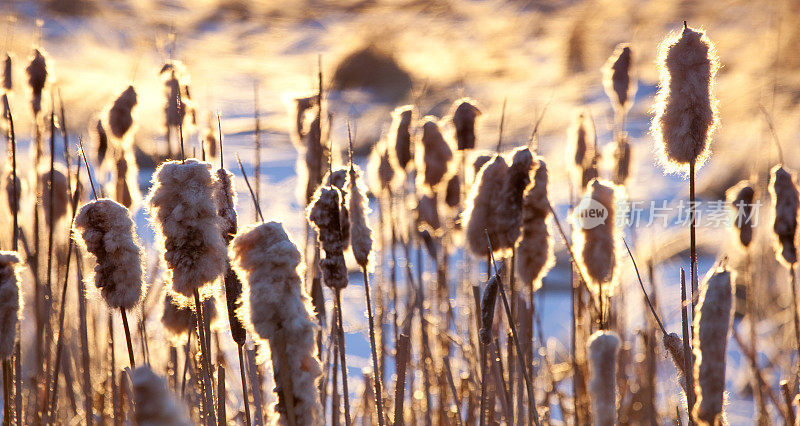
[769,166,799,266]
[663,332,687,391]
[2,53,11,91]
[74,199,145,309]
[652,25,720,173]
[587,330,620,426]
[96,119,108,165]
[367,140,395,194]
[602,44,636,114]
[416,192,441,232]
[324,168,350,244]
[692,267,734,425]
[472,154,492,177]
[161,290,218,342]
[107,85,137,140]
[307,185,349,289]
[515,158,555,291]
[302,116,330,203]
[3,167,22,216]
[417,116,453,190]
[452,98,481,151]
[568,110,595,171]
[39,165,70,223]
[494,147,535,251]
[230,221,323,425]
[726,180,755,249]
[347,165,373,268]
[573,179,620,296]
[146,159,227,298]
[0,251,22,359]
[464,155,508,256]
[113,149,140,210]
[613,136,631,186]
[444,174,460,209]
[389,105,413,172]
[131,366,193,426]
[215,168,238,243]
[288,95,317,149]
[479,274,499,345]
[25,48,48,115]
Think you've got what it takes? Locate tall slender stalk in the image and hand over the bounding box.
[236,345,251,426]
[393,333,410,426]
[361,267,385,425]
[193,289,217,426]
[680,268,696,424]
[689,160,698,315]
[334,290,352,426]
[120,310,136,369]
[6,97,22,426]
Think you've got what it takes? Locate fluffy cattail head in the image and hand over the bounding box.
[96,119,108,165]
[726,180,755,248]
[25,48,48,115]
[693,267,734,425]
[602,44,636,113]
[389,105,413,171]
[39,165,70,223]
[146,159,227,298]
[464,155,508,256]
[573,179,620,296]
[131,366,193,426]
[302,116,330,203]
[494,147,535,250]
[108,85,137,140]
[444,174,460,209]
[769,166,799,266]
[452,98,481,151]
[417,116,453,190]
[2,53,11,91]
[230,222,323,425]
[367,140,395,194]
[161,62,191,129]
[568,110,595,169]
[652,25,720,173]
[347,165,373,268]
[479,273,500,345]
[663,332,687,391]
[0,251,22,359]
[587,331,620,426]
[74,199,145,309]
[472,154,492,176]
[161,290,218,342]
[223,267,247,346]
[515,158,555,291]
[215,168,238,243]
[307,185,349,289]
[416,192,441,232]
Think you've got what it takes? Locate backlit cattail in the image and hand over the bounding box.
[131,366,193,426]
[307,185,348,289]
[726,180,755,248]
[347,165,372,268]
[25,48,47,116]
[416,192,441,231]
[472,154,492,176]
[96,119,108,165]
[216,168,237,243]
[73,199,145,309]
[573,179,619,296]
[301,117,330,203]
[289,95,316,149]
[3,168,22,216]
[39,165,70,223]
[692,268,733,425]
[2,53,11,91]
[663,332,687,390]
[602,44,636,114]
[0,251,21,359]
[389,105,413,172]
[567,110,595,188]
[367,140,395,194]
[652,25,719,172]
[612,136,631,186]
[452,98,481,151]
[479,273,500,345]
[444,174,460,209]
[464,155,507,256]
[230,221,323,425]
[146,159,227,298]
[587,330,620,426]
[417,116,453,190]
[202,114,217,160]
[161,291,218,342]
[114,149,140,210]
[515,158,555,291]
[769,166,799,266]
[324,168,350,244]
[161,62,192,130]
[107,85,137,140]
[494,147,534,251]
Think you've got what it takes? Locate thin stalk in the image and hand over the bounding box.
[680,268,696,425]
[442,356,465,426]
[236,154,264,222]
[361,267,385,426]
[237,345,251,426]
[393,334,410,426]
[790,263,800,372]
[5,98,18,426]
[334,290,352,426]
[120,310,136,369]
[3,359,11,426]
[623,239,667,336]
[253,82,261,221]
[181,331,192,397]
[193,289,217,426]
[332,334,340,426]
[217,365,226,425]
[689,160,698,314]
[479,340,489,426]
[246,348,264,425]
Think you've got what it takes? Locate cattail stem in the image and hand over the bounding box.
[442,356,464,426]
[253,83,261,221]
[3,359,11,425]
[680,268,696,424]
[74,255,92,426]
[334,289,352,426]
[361,267,385,426]
[193,289,217,425]
[236,345,251,426]
[217,364,226,425]
[789,263,800,369]
[479,339,489,426]
[689,160,698,315]
[7,102,22,426]
[393,333,410,426]
[120,310,136,369]
[180,331,192,397]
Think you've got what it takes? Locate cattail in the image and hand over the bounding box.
[663,332,687,390]
[567,110,595,187]
[444,174,460,209]
[692,268,733,425]
[652,25,719,172]
[131,365,193,426]
[324,168,350,244]
[416,192,441,231]
[230,221,323,425]
[3,168,22,216]
[389,105,413,172]
[472,154,492,176]
[325,168,348,191]
[307,185,348,289]
[161,291,218,342]
[479,273,500,345]
[367,140,395,194]
[464,155,507,256]
[347,165,372,268]
[25,48,48,116]
[96,119,109,165]
[587,330,620,426]
[107,85,137,140]
[602,44,636,114]
[494,147,534,251]
[2,53,11,91]
[612,136,631,185]
[417,116,453,190]
[202,114,217,160]
[161,63,190,129]
[573,179,619,296]
[515,158,555,291]
[452,98,481,151]
[113,149,140,210]
[301,116,330,203]
[726,180,755,248]
[73,199,145,309]
[146,159,227,298]
[769,166,799,266]
[288,95,316,149]
[0,251,21,359]
[39,165,70,223]
[216,168,237,243]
